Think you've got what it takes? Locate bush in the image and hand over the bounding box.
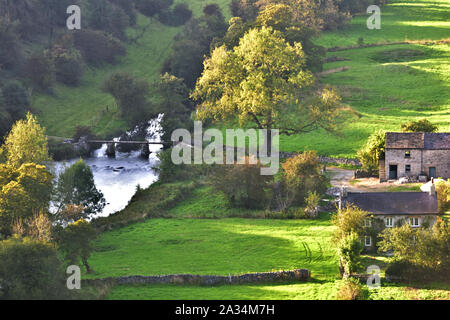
[101,72,153,125]
[281,151,328,206]
[0,236,71,300]
[156,148,191,183]
[1,81,29,120]
[357,130,385,176]
[86,0,130,40]
[72,30,126,66]
[337,232,363,275]
[48,139,79,161]
[210,158,273,209]
[45,45,84,86]
[24,53,55,91]
[135,0,173,18]
[336,277,366,300]
[159,4,193,26]
[436,179,450,214]
[401,119,438,133]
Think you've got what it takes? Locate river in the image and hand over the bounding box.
[50,117,163,217]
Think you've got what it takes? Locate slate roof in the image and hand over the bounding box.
[385,132,450,150]
[342,192,439,215]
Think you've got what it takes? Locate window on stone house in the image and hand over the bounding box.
[365,236,372,247]
[410,217,420,227]
[386,217,394,227]
[405,165,411,172]
[405,151,411,158]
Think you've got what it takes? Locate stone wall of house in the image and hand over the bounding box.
[83,269,311,287]
[384,149,422,178]
[423,150,450,178]
[385,149,450,179]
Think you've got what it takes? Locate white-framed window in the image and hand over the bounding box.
[364,218,372,227]
[410,217,420,227]
[365,236,372,247]
[386,217,394,227]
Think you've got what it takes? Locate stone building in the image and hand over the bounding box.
[380,132,450,181]
[339,185,440,251]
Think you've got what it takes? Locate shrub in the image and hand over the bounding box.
[332,204,369,242]
[336,277,366,300]
[24,53,55,91]
[357,130,385,176]
[436,179,450,214]
[48,139,79,161]
[0,236,71,300]
[101,72,152,125]
[1,81,29,120]
[72,30,126,66]
[45,45,84,86]
[337,232,363,275]
[401,119,438,133]
[156,148,191,183]
[159,4,193,26]
[304,191,320,218]
[210,158,273,209]
[282,151,328,206]
[86,0,130,40]
[135,0,173,18]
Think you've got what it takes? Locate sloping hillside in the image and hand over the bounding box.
[32,0,232,138]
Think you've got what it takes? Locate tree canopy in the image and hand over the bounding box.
[2,113,51,168]
[192,26,344,151]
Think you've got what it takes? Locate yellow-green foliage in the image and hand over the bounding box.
[2,113,50,168]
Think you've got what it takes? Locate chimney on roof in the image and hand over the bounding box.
[430,182,436,197]
[340,186,348,198]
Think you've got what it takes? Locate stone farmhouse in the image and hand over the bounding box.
[379,132,450,181]
[339,185,439,251]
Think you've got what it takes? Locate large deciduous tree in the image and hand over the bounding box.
[0,163,53,238]
[54,219,97,273]
[53,159,105,221]
[2,113,51,168]
[192,26,344,153]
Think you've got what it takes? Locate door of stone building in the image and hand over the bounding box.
[429,167,436,178]
[389,165,398,179]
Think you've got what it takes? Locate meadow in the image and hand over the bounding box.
[281,0,450,157]
[87,215,339,279]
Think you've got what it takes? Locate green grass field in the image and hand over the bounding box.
[281,42,450,157]
[105,281,450,300]
[315,0,450,47]
[281,0,450,157]
[88,215,338,279]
